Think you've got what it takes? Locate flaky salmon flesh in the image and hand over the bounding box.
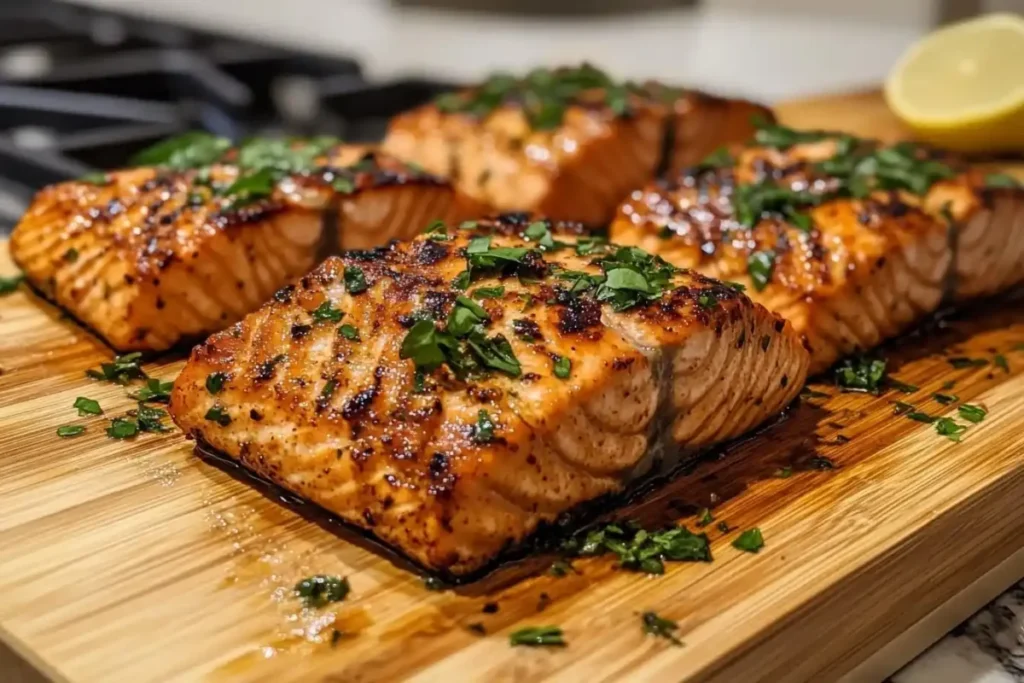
[382,65,770,226]
[10,137,472,351]
[610,124,1024,373]
[169,214,808,575]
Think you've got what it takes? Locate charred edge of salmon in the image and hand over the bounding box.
[190,403,797,584]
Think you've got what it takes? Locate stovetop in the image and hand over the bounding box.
[0,0,457,234]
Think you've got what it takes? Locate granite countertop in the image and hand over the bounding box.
[896,580,1024,682]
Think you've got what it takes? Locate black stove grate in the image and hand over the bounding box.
[0,0,457,234]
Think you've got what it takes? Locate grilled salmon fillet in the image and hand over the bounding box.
[610,124,1024,372]
[10,136,469,351]
[169,214,808,575]
[382,64,770,226]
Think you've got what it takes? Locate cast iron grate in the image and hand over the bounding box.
[0,0,457,234]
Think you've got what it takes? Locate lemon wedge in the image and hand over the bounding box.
[885,13,1024,153]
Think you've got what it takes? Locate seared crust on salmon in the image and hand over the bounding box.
[10,137,468,351]
[610,124,1024,372]
[382,65,771,226]
[169,214,808,575]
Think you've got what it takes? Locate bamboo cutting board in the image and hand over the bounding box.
[2,90,1024,683]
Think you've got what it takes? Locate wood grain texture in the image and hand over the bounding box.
[1,90,1024,683]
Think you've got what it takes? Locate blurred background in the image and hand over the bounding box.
[0,0,1021,233]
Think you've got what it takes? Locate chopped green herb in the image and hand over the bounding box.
[809,456,836,470]
[893,401,914,415]
[942,380,957,390]
[696,146,734,171]
[716,521,732,534]
[800,388,829,400]
[130,131,231,169]
[332,177,355,194]
[204,404,231,426]
[219,167,277,207]
[294,575,350,608]
[775,466,793,479]
[509,626,565,647]
[935,417,967,442]
[947,356,987,369]
[206,372,227,395]
[458,220,478,230]
[747,250,776,292]
[451,270,471,291]
[339,324,360,341]
[933,393,958,405]
[641,611,682,646]
[594,246,679,311]
[344,266,368,294]
[423,576,447,591]
[725,281,747,292]
[470,286,505,300]
[887,378,918,393]
[106,417,139,440]
[134,404,171,433]
[73,396,102,416]
[79,171,109,185]
[907,411,937,424]
[548,559,575,577]
[560,520,711,575]
[63,247,79,263]
[473,409,496,444]
[994,354,1009,373]
[312,300,344,323]
[56,425,85,438]
[552,355,571,379]
[695,508,713,527]
[834,356,887,393]
[130,378,174,403]
[86,352,147,385]
[753,120,830,149]
[958,404,987,424]
[984,173,1021,189]
[732,528,764,553]
[697,292,718,309]
[0,273,23,295]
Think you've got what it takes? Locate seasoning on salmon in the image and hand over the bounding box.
[382,64,771,226]
[10,134,471,351]
[610,122,1024,373]
[169,214,808,577]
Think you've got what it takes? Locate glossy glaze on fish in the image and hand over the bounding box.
[382,65,770,226]
[610,127,1024,372]
[169,214,808,575]
[10,140,468,351]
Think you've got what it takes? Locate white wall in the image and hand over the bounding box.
[72,0,948,100]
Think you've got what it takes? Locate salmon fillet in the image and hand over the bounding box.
[610,124,1024,373]
[382,65,770,226]
[169,214,808,576]
[10,136,469,351]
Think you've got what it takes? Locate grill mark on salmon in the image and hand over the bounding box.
[169,215,808,575]
[611,132,1022,373]
[10,146,471,352]
[382,67,771,226]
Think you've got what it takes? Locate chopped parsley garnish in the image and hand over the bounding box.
[552,355,571,379]
[800,388,829,400]
[332,177,355,194]
[834,356,886,393]
[509,626,565,647]
[753,120,830,149]
[734,181,822,228]
[473,409,496,443]
[809,456,836,470]
[958,404,987,424]
[746,250,775,292]
[775,466,793,479]
[893,401,914,415]
[63,247,79,263]
[697,292,718,309]
[134,404,171,433]
[549,559,575,577]
[641,612,682,646]
[86,352,147,385]
[887,378,918,393]
[422,576,447,591]
[56,425,85,438]
[947,357,987,369]
[79,171,109,185]
[458,220,478,230]
[130,378,174,403]
[732,528,764,553]
[933,393,958,405]
[696,508,714,527]
[206,372,227,395]
[696,146,734,171]
[294,575,350,608]
[594,246,679,311]
[0,273,23,295]
[984,173,1021,189]
[130,131,232,169]
[522,220,569,252]
[312,300,344,323]
[424,220,449,240]
[575,236,608,256]
[344,266,368,294]
[219,167,276,208]
[471,286,505,299]
[942,380,957,390]
[399,305,522,380]
[907,411,937,424]
[994,354,1009,373]
[73,397,102,416]
[935,417,967,442]
[204,404,231,426]
[725,281,747,292]
[106,417,139,440]
[560,520,711,575]
[339,324,360,341]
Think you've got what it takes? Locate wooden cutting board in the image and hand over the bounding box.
[2,90,1024,683]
